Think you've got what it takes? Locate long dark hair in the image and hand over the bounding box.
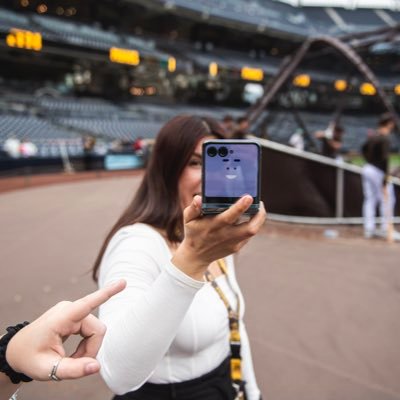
[92,115,225,280]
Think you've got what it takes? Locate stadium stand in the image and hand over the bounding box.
[0,2,398,165]
[0,6,164,58]
[1,6,398,89]
[145,0,391,36]
[0,7,31,31]
[2,80,398,159]
[55,117,162,141]
[32,14,120,50]
[35,96,120,116]
[336,8,385,27]
[262,110,400,151]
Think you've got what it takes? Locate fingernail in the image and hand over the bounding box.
[85,362,100,375]
[107,279,125,288]
[241,195,252,205]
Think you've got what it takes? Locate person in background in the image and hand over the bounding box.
[19,138,38,158]
[361,113,400,241]
[288,128,305,151]
[314,124,344,159]
[232,116,250,139]
[221,115,236,138]
[83,135,96,171]
[3,136,21,158]
[93,115,266,400]
[132,136,146,155]
[0,280,126,400]
[110,139,123,153]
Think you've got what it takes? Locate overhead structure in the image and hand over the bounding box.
[245,25,400,221]
[280,0,400,9]
[246,25,400,133]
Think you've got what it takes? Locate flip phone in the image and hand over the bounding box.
[202,139,261,215]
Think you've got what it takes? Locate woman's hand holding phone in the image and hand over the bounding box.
[172,195,266,280]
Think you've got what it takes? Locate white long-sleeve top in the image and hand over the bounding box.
[97,223,261,399]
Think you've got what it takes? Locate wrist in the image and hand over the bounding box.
[172,244,208,281]
[0,322,33,384]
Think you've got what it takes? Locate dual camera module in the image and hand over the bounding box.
[207,146,231,158]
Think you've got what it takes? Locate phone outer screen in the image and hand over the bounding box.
[203,141,260,201]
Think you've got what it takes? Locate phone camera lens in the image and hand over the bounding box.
[218,146,228,157]
[207,146,217,157]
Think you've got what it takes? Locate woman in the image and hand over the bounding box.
[93,115,266,400]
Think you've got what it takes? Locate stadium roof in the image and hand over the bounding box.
[276,0,400,9]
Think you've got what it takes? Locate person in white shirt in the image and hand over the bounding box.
[288,129,305,151]
[3,137,21,158]
[19,138,38,157]
[93,115,266,400]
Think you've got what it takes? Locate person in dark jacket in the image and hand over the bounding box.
[361,113,399,240]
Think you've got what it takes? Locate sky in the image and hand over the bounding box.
[276,0,400,9]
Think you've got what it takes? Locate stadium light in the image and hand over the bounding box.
[394,84,400,96]
[360,82,376,96]
[241,67,264,82]
[209,62,218,77]
[293,74,311,87]
[37,4,47,13]
[109,47,140,66]
[334,79,347,92]
[6,29,42,51]
[130,87,145,96]
[168,57,176,73]
[146,86,157,95]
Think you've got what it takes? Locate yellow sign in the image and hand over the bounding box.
[360,82,376,96]
[109,47,140,66]
[334,79,347,92]
[6,29,42,51]
[241,67,264,82]
[209,62,218,77]
[168,57,176,73]
[394,84,400,96]
[293,74,311,87]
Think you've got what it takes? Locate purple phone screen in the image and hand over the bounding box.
[204,143,259,198]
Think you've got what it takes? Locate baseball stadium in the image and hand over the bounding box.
[0,0,399,399]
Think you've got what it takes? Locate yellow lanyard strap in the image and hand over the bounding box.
[204,259,242,382]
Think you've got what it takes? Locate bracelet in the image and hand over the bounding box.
[0,322,33,384]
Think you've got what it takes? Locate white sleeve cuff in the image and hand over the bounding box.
[164,260,206,291]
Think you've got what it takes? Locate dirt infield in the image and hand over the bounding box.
[0,173,399,400]
[0,169,143,194]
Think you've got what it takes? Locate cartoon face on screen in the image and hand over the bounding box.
[204,143,259,198]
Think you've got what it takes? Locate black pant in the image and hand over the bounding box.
[113,357,236,400]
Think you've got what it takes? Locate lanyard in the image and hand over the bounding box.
[204,259,243,385]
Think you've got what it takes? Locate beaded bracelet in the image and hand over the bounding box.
[0,322,33,384]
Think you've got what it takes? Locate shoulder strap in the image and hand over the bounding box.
[205,259,243,386]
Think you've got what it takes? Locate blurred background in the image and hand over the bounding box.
[0,0,400,399]
[0,0,400,218]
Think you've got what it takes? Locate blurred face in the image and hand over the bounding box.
[239,120,249,130]
[224,120,234,130]
[178,136,213,210]
[387,122,395,134]
[380,121,395,135]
